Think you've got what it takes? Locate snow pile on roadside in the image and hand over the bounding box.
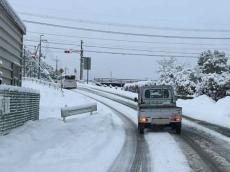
[124,80,157,88]
[0,79,125,172]
[145,133,190,172]
[23,80,91,119]
[79,83,137,99]
[177,95,230,128]
[0,112,125,172]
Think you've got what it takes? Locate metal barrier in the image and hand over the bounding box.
[61,103,97,122]
[0,85,40,135]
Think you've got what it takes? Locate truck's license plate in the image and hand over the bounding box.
[152,119,170,124]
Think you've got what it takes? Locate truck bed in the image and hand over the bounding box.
[139,106,182,119]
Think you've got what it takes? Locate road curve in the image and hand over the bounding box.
[79,86,230,172]
[73,89,151,172]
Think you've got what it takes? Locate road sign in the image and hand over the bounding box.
[84,57,91,70]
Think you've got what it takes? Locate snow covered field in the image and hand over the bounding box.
[81,84,230,129]
[0,80,125,172]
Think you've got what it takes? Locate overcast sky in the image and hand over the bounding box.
[8,0,230,80]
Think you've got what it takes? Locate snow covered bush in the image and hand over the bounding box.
[174,68,197,96]
[156,50,230,100]
[157,57,196,96]
[196,72,230,101]
[198,50,229,74]
[196,50,230,100]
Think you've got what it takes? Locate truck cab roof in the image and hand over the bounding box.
[137,85,176,107]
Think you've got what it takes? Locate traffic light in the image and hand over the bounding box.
[64,49,73,53]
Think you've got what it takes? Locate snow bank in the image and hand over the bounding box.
[177,95,230,128]
[79,83,137,99]
[0,79,125,172]
[124,80,157,88]
[0,112,124,172]
[23,80,91,119]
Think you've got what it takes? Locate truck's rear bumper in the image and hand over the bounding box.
[138,122,181,129]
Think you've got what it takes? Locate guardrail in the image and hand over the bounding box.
[0,85,40,135]
[22,77,60,90]
[61,103,97,122]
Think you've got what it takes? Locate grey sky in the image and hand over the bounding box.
[8,0,230,80]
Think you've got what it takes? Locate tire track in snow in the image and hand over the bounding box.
[73,89,151,172]
[176,125,230,172]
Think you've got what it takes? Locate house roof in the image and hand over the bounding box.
[0,0,26,34]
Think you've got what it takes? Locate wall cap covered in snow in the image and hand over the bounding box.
[0,85,39,94]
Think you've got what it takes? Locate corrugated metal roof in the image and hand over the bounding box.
[0,0,26,34]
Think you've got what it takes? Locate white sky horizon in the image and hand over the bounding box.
[8,0,230,80]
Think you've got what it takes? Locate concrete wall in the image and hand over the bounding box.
[0,0,26,86]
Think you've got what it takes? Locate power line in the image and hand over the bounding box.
[19,12,230,33]
[23,20,230,40]
[25,44,230,59]
[27,31,230,47]
[84,45,200,55]
[25,38,230,54]
[25,44,196,58]
[85,50,198,58]
[25,39,81,47]
[25,39,200,55]
[25,44,74,51]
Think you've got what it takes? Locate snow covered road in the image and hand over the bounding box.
[79,86,230,172]
[76,88,191,172]
[75,89,151,172]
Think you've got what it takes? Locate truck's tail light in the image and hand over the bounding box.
[171,115,181,122]
[174,115,181,122]
[139,116,148,123]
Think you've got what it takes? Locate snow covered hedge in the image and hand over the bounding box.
[157,50,230,101]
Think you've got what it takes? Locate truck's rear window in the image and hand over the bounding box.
[145,89,170,99]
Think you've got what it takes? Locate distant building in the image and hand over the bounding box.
[0,0,26,86]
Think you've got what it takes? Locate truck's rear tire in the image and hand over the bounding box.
[176,127,181,134]
[175,123,181,134]
[139,127,144,134]
[138,124,144,134]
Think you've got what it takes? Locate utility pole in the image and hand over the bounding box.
[80,40,84,80]
[55,57,59,75]
[38,34,44,79]
[110,71,113,82]
[23,47,26,77]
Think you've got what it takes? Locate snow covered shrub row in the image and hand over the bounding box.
[157,50,230,100]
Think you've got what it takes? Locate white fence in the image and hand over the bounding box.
[61,103,97,122]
